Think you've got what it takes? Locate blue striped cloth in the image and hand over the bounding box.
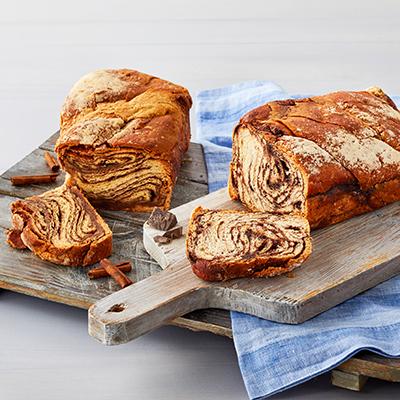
[196,82,400,399]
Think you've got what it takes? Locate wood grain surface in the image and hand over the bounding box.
[337,353,400,382]
[88,187,400,344]
[332,353,400,391]
[0,132,232,337]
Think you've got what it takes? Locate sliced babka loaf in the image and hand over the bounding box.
[7,185,112,266]
[229,87,400,228]
[186,207,311,281]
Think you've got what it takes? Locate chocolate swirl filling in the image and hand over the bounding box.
[230,127,306,215]
[186,207,311,281]
[7,185,112,266]
[61,147,172,211]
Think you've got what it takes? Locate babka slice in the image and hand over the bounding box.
[186,207,311,281]
[7,185,112,266]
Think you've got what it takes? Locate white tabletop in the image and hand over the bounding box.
[1,1,399,398]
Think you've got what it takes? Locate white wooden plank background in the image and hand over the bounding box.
[1,1,400,398]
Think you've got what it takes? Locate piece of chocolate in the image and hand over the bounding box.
[147,207,177,231]
[163,226,183,240]
[154,235,171,244]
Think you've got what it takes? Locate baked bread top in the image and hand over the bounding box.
[56,69,192,159]
[237,87,400,193]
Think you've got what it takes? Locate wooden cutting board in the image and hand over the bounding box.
[2,134,399,387]
[88,188,400,345]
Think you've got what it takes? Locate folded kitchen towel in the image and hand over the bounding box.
[196,81,400,399]
[196,81,289,192]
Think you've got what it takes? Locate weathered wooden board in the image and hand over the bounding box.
[332,353,400,391]
[88,188,400,345]
[2,133,399,388]
[0,132,232,337]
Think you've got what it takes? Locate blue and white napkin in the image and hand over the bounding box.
[196,81,400,399]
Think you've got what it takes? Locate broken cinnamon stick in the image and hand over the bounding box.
[100,259,133,288]
[11,174,58,186]
[44,151,60,172]
[88,261,132,280]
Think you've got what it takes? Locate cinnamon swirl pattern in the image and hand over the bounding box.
[7,185,112,266]
[229,87,400,228]
[56,69,192,212]
[186,207,311,281]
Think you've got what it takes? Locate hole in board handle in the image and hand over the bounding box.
[107,303,126,313]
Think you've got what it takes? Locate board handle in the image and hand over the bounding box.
[88,259,209,345]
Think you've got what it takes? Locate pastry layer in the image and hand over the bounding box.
[229,128,307,215]
[186,207,311,281]
[7,185,112,266]
[62,147,173,211]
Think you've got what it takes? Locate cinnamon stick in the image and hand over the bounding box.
[88,261,132,280]
[11,174,58,186]
[44,151,60,172]
[100,259,133,288]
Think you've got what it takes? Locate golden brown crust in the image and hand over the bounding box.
[7,228,27,249]
[229,88,400,229]
[7,185,112,266]
[186,206,312,281]
[55,69,192,211]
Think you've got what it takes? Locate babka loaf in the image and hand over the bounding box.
[229,87,400,229]
[7,185,112,266]
[55,69,192,212]
[186,207,311,281]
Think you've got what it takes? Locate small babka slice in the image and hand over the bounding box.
[186,207,311,281]
[7,185,112,266]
